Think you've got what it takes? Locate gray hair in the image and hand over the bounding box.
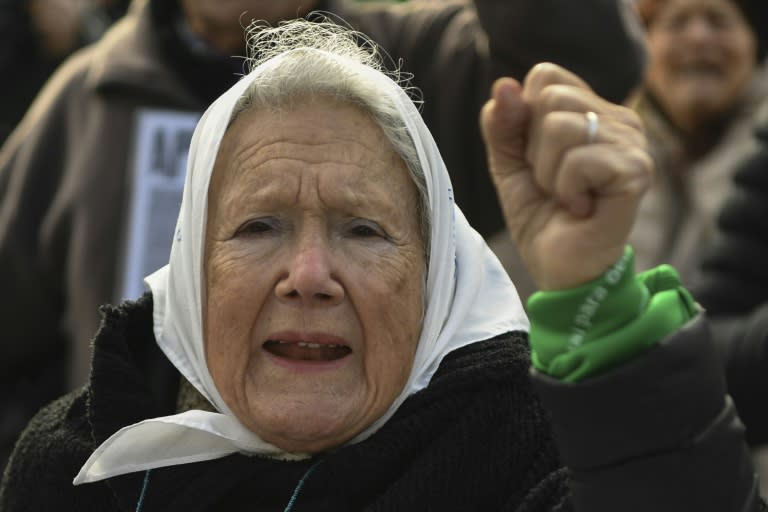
[229,18,431,255]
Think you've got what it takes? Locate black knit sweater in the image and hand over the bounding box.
[0,295,570,511]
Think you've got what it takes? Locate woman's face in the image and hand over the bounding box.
[204,99,426,453]
[644,0,757,132]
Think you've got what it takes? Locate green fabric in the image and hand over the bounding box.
[527,247,699,383]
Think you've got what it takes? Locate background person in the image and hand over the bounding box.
[692,99,768,494]
[0,0,647,472]
[0,21,760,512]
[627,0,768,285]
[629,3,768,484]
[696,100,768,320]
[0,0,130,144]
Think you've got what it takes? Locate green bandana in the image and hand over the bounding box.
[527,247,698,382]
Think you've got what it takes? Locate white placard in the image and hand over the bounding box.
[119,109,200,301]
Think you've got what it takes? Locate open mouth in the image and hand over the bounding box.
[263,340,352,362]
[676,61,723,79]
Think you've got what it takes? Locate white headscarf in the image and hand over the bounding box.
[74,48,528,484]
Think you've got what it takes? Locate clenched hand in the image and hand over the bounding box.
[481,63,652,290]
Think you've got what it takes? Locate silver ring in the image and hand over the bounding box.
[585,111,599,144]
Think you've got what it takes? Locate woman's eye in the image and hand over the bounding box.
[658,12,689,32]
[236,219,277,237]
[706,13,732,30]
[349,222,384,238]
[662,16,686,31]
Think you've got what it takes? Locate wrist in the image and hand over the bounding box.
[533,245,627,291]
[527,247,698,382]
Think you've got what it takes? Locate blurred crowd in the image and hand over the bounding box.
[1,0,768,502]
[0,0,131,143]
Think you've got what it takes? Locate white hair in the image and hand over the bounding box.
[229,18,430,252]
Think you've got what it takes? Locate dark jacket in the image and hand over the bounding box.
[0,0,646,469]
[0,0,58,145]
[695,102,768,317]
[0,296,761,511]
[691,103,768,446]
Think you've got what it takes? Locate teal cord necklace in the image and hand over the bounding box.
[135,469,152,512]
[283,459,323,512]
[134,458,322,511]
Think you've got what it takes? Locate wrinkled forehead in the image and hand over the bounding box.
[208,98,410,202]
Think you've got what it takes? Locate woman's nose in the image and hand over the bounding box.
[682,16,718,44]
[275,237,345,306]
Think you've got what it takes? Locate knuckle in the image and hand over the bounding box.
[539,111,574,138]
[616,106,645,133]
[525,63,566,96]
[619,146,654,185]
[537,84,573,112]
[529,62,561,83]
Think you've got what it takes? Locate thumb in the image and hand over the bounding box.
[480,77,530,181]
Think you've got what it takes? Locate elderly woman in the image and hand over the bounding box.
[0,21,760,511]
[628,0,768,285]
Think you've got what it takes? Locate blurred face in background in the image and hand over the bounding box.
[27,0,98,58]
[644,0,757,134]
[180,0,319,53]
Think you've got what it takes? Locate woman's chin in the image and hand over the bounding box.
[244,401,372,454]
[258,419,361,454]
